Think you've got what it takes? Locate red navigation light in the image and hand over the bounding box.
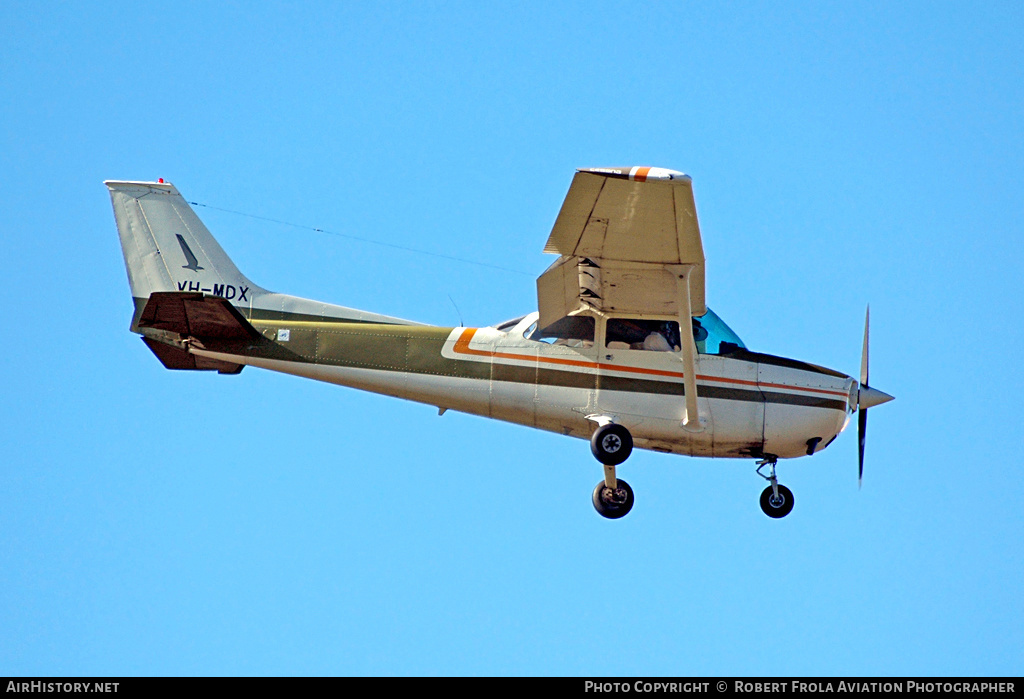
[158,178,164,183]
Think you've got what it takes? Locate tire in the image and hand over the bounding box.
[590,423,633,465]
[760,484,795,518]
[592,478,635,519]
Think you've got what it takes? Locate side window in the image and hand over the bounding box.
[525,316,595,348]
[606,319,680,352]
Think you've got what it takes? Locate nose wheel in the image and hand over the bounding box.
[756,458,794,518]
[760,483,794,518]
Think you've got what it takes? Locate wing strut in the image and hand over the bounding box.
[669,265,703,432]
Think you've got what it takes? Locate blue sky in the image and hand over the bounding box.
[2,1,1022,676]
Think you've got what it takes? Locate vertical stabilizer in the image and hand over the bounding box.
[105,180,265,305]
[107,179,424,330]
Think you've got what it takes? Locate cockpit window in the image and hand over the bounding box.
[694,308,746,355]
[519,310,742,355]
[606,319,680,352]
[525,315,595,348]
[602,309,745,355]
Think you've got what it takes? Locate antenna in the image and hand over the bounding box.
[188,201,531,277]
[447,294,464,327]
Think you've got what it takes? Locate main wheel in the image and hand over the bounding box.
[760,484,795,518]
[590,423,633,465]
[592,478,634,519]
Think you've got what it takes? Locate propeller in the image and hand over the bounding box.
[856,305,895,486]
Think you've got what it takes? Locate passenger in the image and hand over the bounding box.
[642,332,673,352]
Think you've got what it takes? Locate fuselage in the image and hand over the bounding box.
[187,308,855,461]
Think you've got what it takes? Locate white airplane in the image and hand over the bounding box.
[106,167,893,519]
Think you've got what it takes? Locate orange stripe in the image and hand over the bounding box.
[452,329,849,398]
[633,166,651,182]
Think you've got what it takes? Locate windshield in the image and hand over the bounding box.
[693,308,746,355]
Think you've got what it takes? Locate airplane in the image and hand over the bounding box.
[106,166,893,520]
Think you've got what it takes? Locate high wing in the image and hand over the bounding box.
[538,166,708,431]
[537,166,706,330]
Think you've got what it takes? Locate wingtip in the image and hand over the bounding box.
[104,179,174,190]
[578,167,690,182]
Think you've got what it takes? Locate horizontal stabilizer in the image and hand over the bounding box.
[138,292,261,341]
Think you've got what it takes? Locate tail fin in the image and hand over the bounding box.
[105,180,264,312]
[107,178,423,351]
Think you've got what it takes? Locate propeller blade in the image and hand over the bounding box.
[858,305,870,487]
[860,305,870,386]
[858,407,867,487]
[854,304,893,487]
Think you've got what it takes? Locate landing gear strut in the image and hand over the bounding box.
[590,423,635,519]
[756,458,794,519]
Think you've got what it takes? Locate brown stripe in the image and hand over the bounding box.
[453,328,848,399]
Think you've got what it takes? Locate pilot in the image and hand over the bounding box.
[692,318,709,353]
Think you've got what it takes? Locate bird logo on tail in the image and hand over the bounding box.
[176,234,204,272]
